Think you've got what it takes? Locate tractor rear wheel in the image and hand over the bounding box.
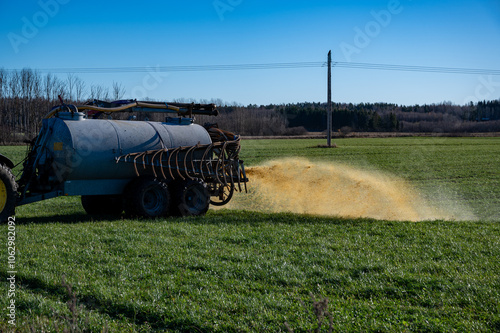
[125,178,171,218]
[81,195,124,216]
[171,179,210,217]
[0,164,17,223]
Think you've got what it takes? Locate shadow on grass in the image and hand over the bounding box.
[14,213,123,225]
[14,209,381,226]
[0,270,208,332]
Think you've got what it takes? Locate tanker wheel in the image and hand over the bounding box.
[125,178,170,218]
[171,179,210,217]
[81,195,124,216]
[0,164,17,223]
[209,183,234,206]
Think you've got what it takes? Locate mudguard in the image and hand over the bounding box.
[0,153,14,169]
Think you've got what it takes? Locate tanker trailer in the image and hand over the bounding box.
[0,99,247,221]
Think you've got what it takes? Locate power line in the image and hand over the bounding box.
[4,62,324,74]
[333,62,500,76]
[3,61,500,75]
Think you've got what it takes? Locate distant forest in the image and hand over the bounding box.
[1,68,499,143]
[261,100,500,134]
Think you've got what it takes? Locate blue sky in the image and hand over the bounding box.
[1,0,499,106]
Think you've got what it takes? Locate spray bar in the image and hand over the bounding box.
[116,139,248,199]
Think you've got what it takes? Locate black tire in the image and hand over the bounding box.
[209,183,234,206]
[171,179,210,217]
[124,178,170,218]
[0,164,17,223]
[81,195,124,216]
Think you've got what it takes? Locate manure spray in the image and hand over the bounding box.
[225,158,473,221]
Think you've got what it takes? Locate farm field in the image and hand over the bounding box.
[240,137,500,221]
[1,137,499,332]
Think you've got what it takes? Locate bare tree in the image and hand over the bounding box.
[29,70,43,136]
[74,77,86,103]
[0,69,5,99]
[7,71,21,141]
[9,70,21,99]
[67,73,77,102]
[90,84,109,101]
[20,69,33,134]
[52,76,66,102]
[21,68,35,101]
[0,69,8,143]
[32,71,42,99]
[44,73,54,102]
[210,98,225,107]
[112,81,126,100]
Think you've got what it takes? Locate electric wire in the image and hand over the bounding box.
[4,61,500,75]
[333,62,500,75]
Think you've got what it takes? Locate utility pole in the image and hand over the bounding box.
[327,50,332,147]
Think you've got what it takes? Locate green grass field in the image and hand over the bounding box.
[1,137,499,332]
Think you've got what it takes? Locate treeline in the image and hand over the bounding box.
[1,68,499,144]
[273,101,500,133]
[213,100,500,135]
[0,68,127,143]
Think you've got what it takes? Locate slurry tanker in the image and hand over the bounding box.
[0,99,247,221]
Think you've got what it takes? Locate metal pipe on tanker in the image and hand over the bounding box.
[44,101,219,119]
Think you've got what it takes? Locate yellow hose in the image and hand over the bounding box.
[44,102,181,119]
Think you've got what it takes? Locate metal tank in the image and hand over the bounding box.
[43,113,212,181]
